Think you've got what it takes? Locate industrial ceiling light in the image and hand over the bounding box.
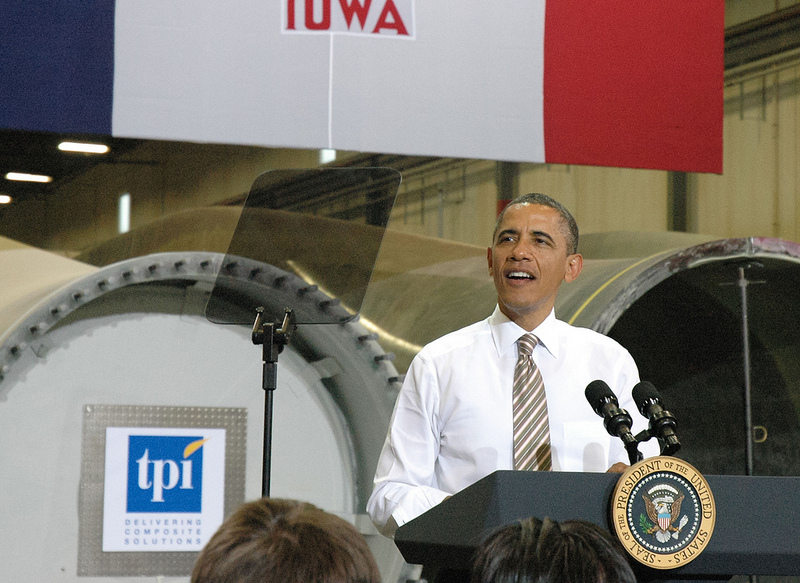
[5,172,53,183]
[58,141,110,154]
[319,149,337,164]
[0,195,12,204]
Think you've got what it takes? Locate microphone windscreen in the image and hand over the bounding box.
[632,381,660,412]
[585,379,615,414]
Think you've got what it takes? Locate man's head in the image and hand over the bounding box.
[471,517,636,583]
[493,193,579,255]
[488,194,583,330]
[191,498,380,583]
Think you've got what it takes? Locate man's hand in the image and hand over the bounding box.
[607,462,629,473]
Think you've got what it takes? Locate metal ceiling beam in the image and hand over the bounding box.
[725,4,800,70]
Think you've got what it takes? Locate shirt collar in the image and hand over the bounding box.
[489,306,560,359]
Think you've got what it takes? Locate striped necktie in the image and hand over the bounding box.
[513,333,552,471]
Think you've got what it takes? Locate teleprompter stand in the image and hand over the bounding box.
[251,307,295,497]
[204,167,402,499]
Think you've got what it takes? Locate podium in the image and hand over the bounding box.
[394,470,800,581]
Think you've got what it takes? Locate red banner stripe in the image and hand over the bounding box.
[543,0,724,173]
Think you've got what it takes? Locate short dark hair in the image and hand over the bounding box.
[493,193,579,254]
[471,517,636,583]
[191,498,381,583]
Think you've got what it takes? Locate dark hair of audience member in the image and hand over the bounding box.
[471,517,636,583]
[191,497,381,583]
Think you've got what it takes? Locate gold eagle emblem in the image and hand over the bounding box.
[643,492,686,543]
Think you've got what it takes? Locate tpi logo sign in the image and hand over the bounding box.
[126,435,207,513]
[283,0,414,37]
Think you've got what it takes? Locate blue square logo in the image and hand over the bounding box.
[126,435,205,513]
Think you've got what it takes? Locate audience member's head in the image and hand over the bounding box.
[191,497,381,583]
[471,517,636,583]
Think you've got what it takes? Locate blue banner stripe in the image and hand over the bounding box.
[0,0,115,134]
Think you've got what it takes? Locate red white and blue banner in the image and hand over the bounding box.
[0,0,723,172]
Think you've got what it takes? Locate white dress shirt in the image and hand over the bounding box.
[366,307,658,534]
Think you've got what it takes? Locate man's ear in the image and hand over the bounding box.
[486,247,493,275]
[564,253,583,282]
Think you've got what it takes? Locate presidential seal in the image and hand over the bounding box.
[611,456,715,569]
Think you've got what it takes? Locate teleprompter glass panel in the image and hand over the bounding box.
[205,167,401,326]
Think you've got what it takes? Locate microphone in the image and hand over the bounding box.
[632,381,681,455]
[585,380,641,463]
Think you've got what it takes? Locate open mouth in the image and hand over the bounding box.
[506,271,535,280]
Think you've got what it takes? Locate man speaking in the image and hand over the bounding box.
[367,193,657,536]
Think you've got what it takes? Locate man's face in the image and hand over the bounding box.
[487,203,582,329]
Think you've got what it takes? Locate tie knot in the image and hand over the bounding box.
[517,333,538,356]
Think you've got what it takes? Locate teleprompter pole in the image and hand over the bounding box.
[252,307,295,497]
